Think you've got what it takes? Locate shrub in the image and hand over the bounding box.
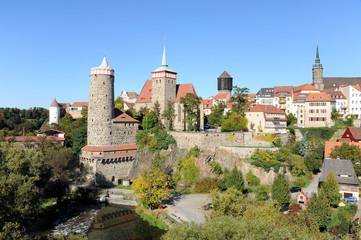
[217,167,244,192]
[136,129,176,153]
[273,137,282,147]
[251,159,282,173]
[209,161,223,176]
[194,178,218,193]
[294,177,306,187]
[255,185,270,201]
[246,170,260,186]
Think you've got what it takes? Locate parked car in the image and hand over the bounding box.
[344,196,358,202]
[290,186,302,193]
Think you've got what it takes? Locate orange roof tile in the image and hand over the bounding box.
[71,102,88,108]
[214,93,230,99]
[202,99,213,109]
[113,110,139,123]
[38,129,65,134]
[218,71,231,78]
[4,136,65,142]
[50,99,60,107]
[305,92,334,102]
[324,141,361,158]
[246,104,286,114]
[136,80,152,103]
[293,84,319,93]
[82,144,137,152]
[175,83,198,102]
[352,85,361,91]
[124,102,135,107]
[274,86,293,96]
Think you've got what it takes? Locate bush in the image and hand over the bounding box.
[251,159,283,173]
[300,127,337,141]
[221,114,248,132]
[255,185,270,201]
[136,129,176,153]
[273,137,282,147]
[294,177,306,187]
[246,170,260,186]
[194,178,218,193]
[209,161,223,176]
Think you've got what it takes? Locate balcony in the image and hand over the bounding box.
[279,99,286,104]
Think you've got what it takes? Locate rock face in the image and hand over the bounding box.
[212,147,295,185]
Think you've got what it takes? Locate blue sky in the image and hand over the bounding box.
[1,0,361,109]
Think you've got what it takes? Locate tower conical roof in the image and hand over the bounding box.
[154,44,176,73]
[100,56,109,68]
[218,71,232,78]
[50,98,60,107]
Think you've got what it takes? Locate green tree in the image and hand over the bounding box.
[246,170,260,186]
[307,192,332,231]
[132,168,171,209]
[287,113,297,126]
[319,171,342,207]
[151,101,162,127]
[72,125,87,155]
[331,108,342,122]
[304,154,322,173]
[255,185,271,201]
[271,174,291,206]
[220,113,248,132]
[81,105,88,120]
[207,102,226,128]
[142,112,155,130]
[0,222,27,240]
[114,96,124,110]
[330,142,361,175]
[180,93,202,131]
[230,86,249,116]
[161,101,175,130]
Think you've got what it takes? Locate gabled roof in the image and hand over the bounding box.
[293,92,309,103]
[274,86,293,97]
[294,84,319,93]
[324,141,361,158]
[38,129,65,134]
[218,71,232,78]
[127,92,138,99]
[82,144,137,152]
[175,83,197,102]
[4,136,65,142]
[113,110,139,123]
[71,102,88,108]
[323,77,361,90]
[214,93,230,99]
[202,99,213,109]
[305,92,334,102]
[246,104,286,114]
[59,103,71,108]
[322,89,346,100]
[319,158,359,185]
[124,102,135,107]
[136,80,152,103]
[347,127,361,140]
[50,99,60,107]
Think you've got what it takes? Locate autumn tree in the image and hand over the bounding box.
[271,174,291,206]
[207,102,226,128]
[132,168,171,209]
[180,93,202,131]
[319,170,342,207]
[114,96,124,110]
[230,86,249,116]
[330,142,361,175]
[162,101,175,130]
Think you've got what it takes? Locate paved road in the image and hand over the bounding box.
[291,172,320,199]
[166,194,209,223]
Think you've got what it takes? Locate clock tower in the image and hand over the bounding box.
[312,44,324,90]
[151,44,177,112]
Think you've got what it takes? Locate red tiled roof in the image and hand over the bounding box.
[59,103,71,108]
[323,89,346,99]
[214,93,230,99]
[324,141,361,158]
[336,138,351,142]
[226,102,234,108]
[113,111,139,123]
[305,92,334,102]
[50,99,60,107]
[124,102,135,107]
[293,92,309,103]
[82,144,137,152]
[38,129,65,134]
[246,104,286,114]
[71,102,88,108]
[347,127,361,140]
[274,86,293,96]
[136,80,152,103]
[202,99,213,109]
[4,136,65,142]
[218,71,231,78]
[353,85,361,91]
[175,83,198,102]
[293,84,319,93]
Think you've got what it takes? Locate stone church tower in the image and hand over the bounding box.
[151,44,177,113]
[312,44,324,90]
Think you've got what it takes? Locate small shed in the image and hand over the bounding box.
[297,192,311,206]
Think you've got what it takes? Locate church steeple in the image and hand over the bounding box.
[313,44,322,69]
[153,42,176,73]
[161,44,167,67]
[312,43,324,90]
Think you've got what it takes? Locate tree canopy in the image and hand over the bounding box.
[330,143,361,175]
[271,174,291,206]
[180,93,202,131]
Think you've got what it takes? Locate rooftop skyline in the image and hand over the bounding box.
[1,0,361,108]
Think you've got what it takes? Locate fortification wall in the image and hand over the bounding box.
[169,131,272,151]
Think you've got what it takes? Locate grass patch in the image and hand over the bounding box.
[112,185,133,190]
[136,206,168,230]
[41,197,57,209]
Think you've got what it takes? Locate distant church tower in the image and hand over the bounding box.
[87,57,115,146]
[312,44,324,90]
[49,98,61,125]
[151,44,177,113]
[218,71,233,95]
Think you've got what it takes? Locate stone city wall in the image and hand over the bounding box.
[169,131,272,151]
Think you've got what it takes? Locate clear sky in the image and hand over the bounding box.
[1,0,361,109]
